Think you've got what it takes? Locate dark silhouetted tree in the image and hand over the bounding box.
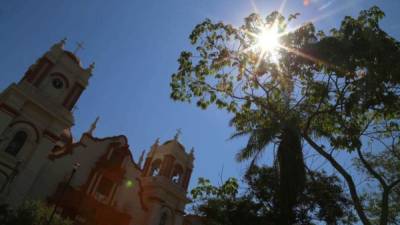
[190,166,356,225]
[0,201,72,225]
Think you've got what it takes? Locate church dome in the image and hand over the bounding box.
[142,136,195,192]
[146,137,194,170]
[162,139,185,152]
[64,50,82,66]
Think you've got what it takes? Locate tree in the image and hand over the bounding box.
[191,177,262,225]
[230,114,305,225]
[355,145,400,224]
[190,166,356,225]
[0,201,72,225]
[170,6,400,225]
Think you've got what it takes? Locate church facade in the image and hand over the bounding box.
[0,40,194,225]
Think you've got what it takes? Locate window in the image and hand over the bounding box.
[159,212,168,225]
[171,165,183,184]
[52,78,64,89]
[5,131,27,156]
[150,160,161,176]
[96,177,114,199]
[109,150,124,167]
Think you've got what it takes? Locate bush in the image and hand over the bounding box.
[0,201,72,225]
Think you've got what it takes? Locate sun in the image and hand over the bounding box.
[256,25,280,53]
[243,21,285,64]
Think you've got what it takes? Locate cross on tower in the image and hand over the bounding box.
[73,41,85,55]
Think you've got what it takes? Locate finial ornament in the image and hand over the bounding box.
[88,116,100,135]
[189,147,195,161]
[89,62,95,70]
[138,150,146,168]
[51,38,67,50]
[174,128,182,140]
[87,62,95,74]
[60,37,67,45]
[190,147,195,155]
[151,138,160,149]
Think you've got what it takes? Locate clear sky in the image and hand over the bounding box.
[1,0,400,189]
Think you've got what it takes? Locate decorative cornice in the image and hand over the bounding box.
[48,142,85,160]
[0,103,19,117]
[82,133,128,145]
[84,133,141,170]
[43,130,61,143]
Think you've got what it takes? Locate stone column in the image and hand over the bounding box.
[145,202,162,225]
[182,169,192,190]
[86,172,99,194]
[143,157,153,176]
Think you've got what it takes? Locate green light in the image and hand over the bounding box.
[126,180,134,188]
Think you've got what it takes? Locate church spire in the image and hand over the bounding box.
[87,116,100,136]
[153,138,160,147]
[138,150,146,168]
[189,147,195,161]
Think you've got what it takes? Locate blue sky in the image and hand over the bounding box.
[1,0,400,189]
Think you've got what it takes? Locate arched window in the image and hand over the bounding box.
[109,149,124,167]
[150,160,161,176]
[171,165,183,184]
[159,212,168,225]
[5,131,27,156]
[95,177,114,202]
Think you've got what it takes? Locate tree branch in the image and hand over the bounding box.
[303,134,371,225]
[356,147,387,188]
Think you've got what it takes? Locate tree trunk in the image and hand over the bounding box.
[277,126,306,225]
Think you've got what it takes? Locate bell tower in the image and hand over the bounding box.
[0,39,93,205]
[20,38,93,112]
[141,134,194,225]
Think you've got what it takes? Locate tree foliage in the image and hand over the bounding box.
[171,6,400,225]
[355,146,400,224]
[0,201,72,225]
[190,166,356,225]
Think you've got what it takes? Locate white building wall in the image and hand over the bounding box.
[114,164,144,216]
[5,136,55,205]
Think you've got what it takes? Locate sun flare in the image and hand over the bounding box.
[256,26,280,53]
[252,24,282,63]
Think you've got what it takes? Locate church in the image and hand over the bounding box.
[0,40,196,225]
